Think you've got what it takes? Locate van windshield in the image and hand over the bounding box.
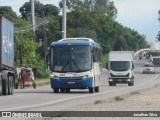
[110,61,130,71]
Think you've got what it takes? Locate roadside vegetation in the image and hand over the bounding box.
[0,0,148,79]
[94,100,105,104]
[114,96,124,101]
[130,91,141,95]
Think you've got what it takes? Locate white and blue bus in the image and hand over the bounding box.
[50,38,102,93]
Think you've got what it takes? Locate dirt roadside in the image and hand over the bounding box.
[48,83,160,120]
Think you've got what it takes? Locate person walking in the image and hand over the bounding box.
[19,69,26,89]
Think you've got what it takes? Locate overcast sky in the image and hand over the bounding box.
[0,0,160,41]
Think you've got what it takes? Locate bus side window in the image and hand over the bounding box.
[93,48,97,62]
[93,48,101,62]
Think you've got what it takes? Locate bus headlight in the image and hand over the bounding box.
[50,74,59,79]
[83,73,92,79]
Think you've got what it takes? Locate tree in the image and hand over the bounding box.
[19,0,59,19]
[59,0,117,18]
[0,6,17,22]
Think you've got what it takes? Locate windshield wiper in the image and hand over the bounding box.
[62,61,69,71]
[72,59,81,71]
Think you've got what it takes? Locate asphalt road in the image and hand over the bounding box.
[0,57,160,112]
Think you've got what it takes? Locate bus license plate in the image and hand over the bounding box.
[68,82,75,84]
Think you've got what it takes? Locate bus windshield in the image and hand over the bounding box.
[51,46,91,72]
[110,61,130,71]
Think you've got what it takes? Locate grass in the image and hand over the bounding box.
[114,96,124,101]
[102,53,109,68]
[130,91,140,95]
[94,100,105,104]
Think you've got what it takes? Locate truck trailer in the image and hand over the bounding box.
[0,16,15,96]
[107,51,135,86]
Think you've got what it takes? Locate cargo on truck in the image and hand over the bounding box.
[106,51,135,86]
[0,16,15,96]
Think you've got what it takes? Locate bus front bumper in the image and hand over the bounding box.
[50,77,93,89]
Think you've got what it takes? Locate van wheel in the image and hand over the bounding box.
[128,81,134,86]
[109,82,112,86]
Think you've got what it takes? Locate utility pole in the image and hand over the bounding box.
[31,0,35,35]
[43,11,48,71]
[19,33,23,67]
[62,0,66,39]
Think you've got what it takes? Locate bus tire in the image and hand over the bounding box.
[95,86,99,92]
[54,88,59,93]
[66,89,70,93]
[89,87,94,93]
[60,88,65,93]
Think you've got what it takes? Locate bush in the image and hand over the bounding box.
[102,53,109,68]
[34,67,50,79]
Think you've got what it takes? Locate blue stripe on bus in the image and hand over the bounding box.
[50,77,93,89]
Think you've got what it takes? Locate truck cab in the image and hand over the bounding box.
[107,51,135,86]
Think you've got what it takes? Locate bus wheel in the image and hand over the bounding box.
[89,87,94,93]
[66,89,70,93]
[60,88,65,93]
[54,88,59,93]
[95,86,99,92]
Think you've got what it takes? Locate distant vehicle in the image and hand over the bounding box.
[143,63,155,74]
[50,38,102,93]
[150,51,160,67]
[0,16,15,96]
[106,51,135,86]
